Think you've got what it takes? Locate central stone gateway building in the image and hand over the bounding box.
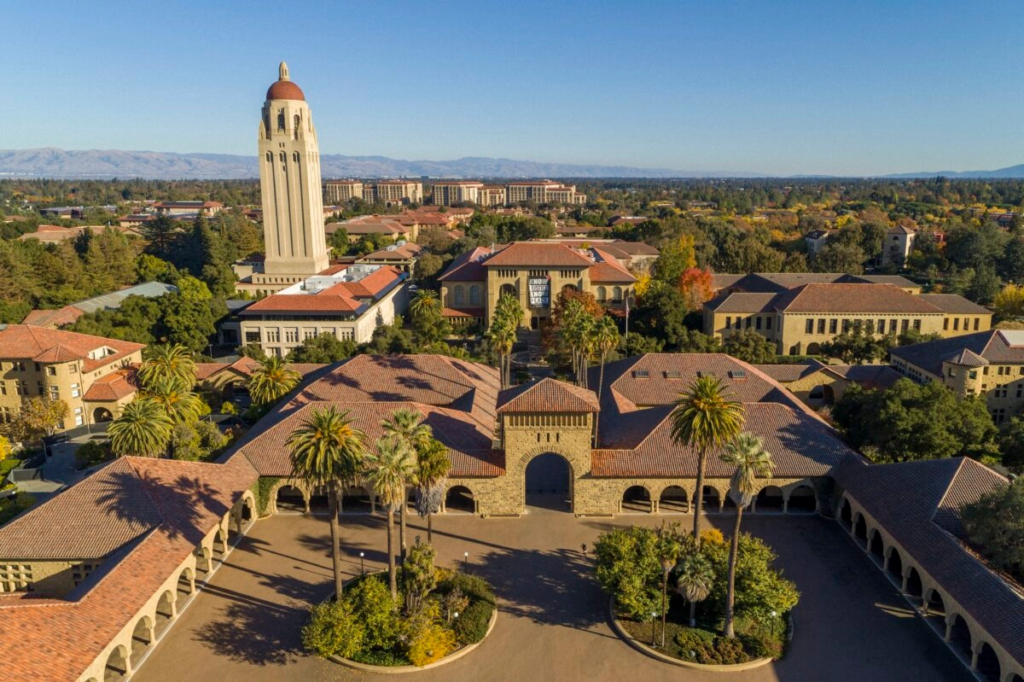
[227,353,856,517]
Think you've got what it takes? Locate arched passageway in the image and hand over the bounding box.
[129,616,154,668]
[808,382,834,405]
[194,547,213,577]
[886,548,904,582]
[309,486,330,514]
[104,644,130,682]
[177,568,194,599]
[659,486,688,513]
[869,531,884,563]
[275,485,306,513]
[787,485,817,513]
[905,566,923,598]
[925,589,945,617]
[525,453,572,512]
[839,498,853,531]
[700,486,721,513]
[975,643,1001,682]
[93,407,114,423]
[445,486,475,514]
[755,486,785,512]
[621,486,652,513]
[947,614,973,659]
[854,515,868,543]
[340,486,372,514]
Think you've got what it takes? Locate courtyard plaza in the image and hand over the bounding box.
[133,504,970,682]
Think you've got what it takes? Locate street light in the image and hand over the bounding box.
[651,611,658,647]
[463,551,470,574]
[360,552,365,576]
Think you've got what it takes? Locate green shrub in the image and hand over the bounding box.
[454,599,493,644]
[74,442,113,470]
[347,575,400,651]
[349,649,410,667]
[672,628,750,665]
[436,572,495,606]
[302,600,365,659]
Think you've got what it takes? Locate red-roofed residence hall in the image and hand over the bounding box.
[0,326,144,431]
[438,241,639,330]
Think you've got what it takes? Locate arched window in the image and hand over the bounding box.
[596,286,607,302]
[612,286,623,302]
[293,114,301,139]
[293,152,300,163]
[454,286,465,305]
[469,285,481,305]
[265,152,272,162]
[279,152,286,163]
[277,109,285,131]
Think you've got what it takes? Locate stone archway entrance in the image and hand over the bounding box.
[93,407,114,423]
[525,453,572,512]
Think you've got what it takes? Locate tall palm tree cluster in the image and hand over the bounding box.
[667,376,775,639]
[287,406,450,601]
[556,298,620,391]
[487,293,524,388]
[109,344,201,457]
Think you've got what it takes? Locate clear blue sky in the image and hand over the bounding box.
[3,0,1022,176]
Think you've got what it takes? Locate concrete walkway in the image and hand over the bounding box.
[133,510,972,682]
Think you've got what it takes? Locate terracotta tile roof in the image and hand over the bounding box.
[752,361,825,383]
[194,362,230,380]
[443,307,486,319]
[497,378,599,414]
[714,273,920,294]
[195,358,325,381]
[833,457,1023,665]
[827,364,904,390]
[21,306,84,328]
[82,368,137,403]
[773,283,941,314]
[0,325,143,373]
[890,330,1024,377]
[703,292,780,313]
[241,267,406,314]
[437,246,493,282]
[589,248,636,283]
[483,242,594,268]
[593,402,855,477]
[917,294,991,315]
[0,455,258,682]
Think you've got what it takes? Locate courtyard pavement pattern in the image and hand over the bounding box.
[133,507,972,682]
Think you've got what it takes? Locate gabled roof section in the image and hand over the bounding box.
[497,378,600,414]
[437,246,493,282]
[890,330,1024,377]
[917,294,991,315]
[773,283,940,314]
[0,325,143,372]
[482,242,594,268]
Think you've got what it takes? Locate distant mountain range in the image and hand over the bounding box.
[0,148,755,180]
[0,148,1022,180]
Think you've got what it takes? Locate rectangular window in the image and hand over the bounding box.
[953,318,959,331]
[245,331,260,343]
[817,319,825,334]
[901,319,909,332]
[755,317,762,330]
[830,319,838,334]
[974,318,980,331]
[745,317,752,329]
[943,318,949,331]
[70,383,80,398]
[805,319,814,334]
[876,319,884,334]
[842,319,851,333]
[46,366,56,376]
[913,319,921,331]
[766,317,772,330]
[725,317,732,330]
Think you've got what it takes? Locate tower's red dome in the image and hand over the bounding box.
[265,61,305,101]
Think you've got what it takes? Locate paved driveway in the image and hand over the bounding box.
[133,509,971,682]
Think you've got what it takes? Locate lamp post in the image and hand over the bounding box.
[360,552,365,576]
[463,551,470,574]
[770,610,778,637]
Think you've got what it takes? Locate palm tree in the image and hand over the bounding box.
[720,432,774,637]
[676,550,714,628]
[249,356,301,407]
[413,437,450,543]
[137,343,197,391]
[489,293,524,388]
[366,435,415,599]
[287,406,368,599]
[409,288,441,318]
[381,408,430,561]
[670,376,744,545]
[561,299,595,388]
[143,376,203,425]
[656,523,682,648]
[108,398,173,457]
[592,314,619,443]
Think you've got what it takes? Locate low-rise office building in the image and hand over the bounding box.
[432,181,484,205]
[323,179,364,203]
[889,329,1024,424]
[152,201,224,216]
[231,264,409,357]
[0,326,144,430]
[704,283,992,356]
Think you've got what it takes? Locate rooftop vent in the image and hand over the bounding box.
[664,370,682,379]
[632,370,650,379]
[729,370,747,379]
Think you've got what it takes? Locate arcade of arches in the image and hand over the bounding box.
[837,496,1024,682]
